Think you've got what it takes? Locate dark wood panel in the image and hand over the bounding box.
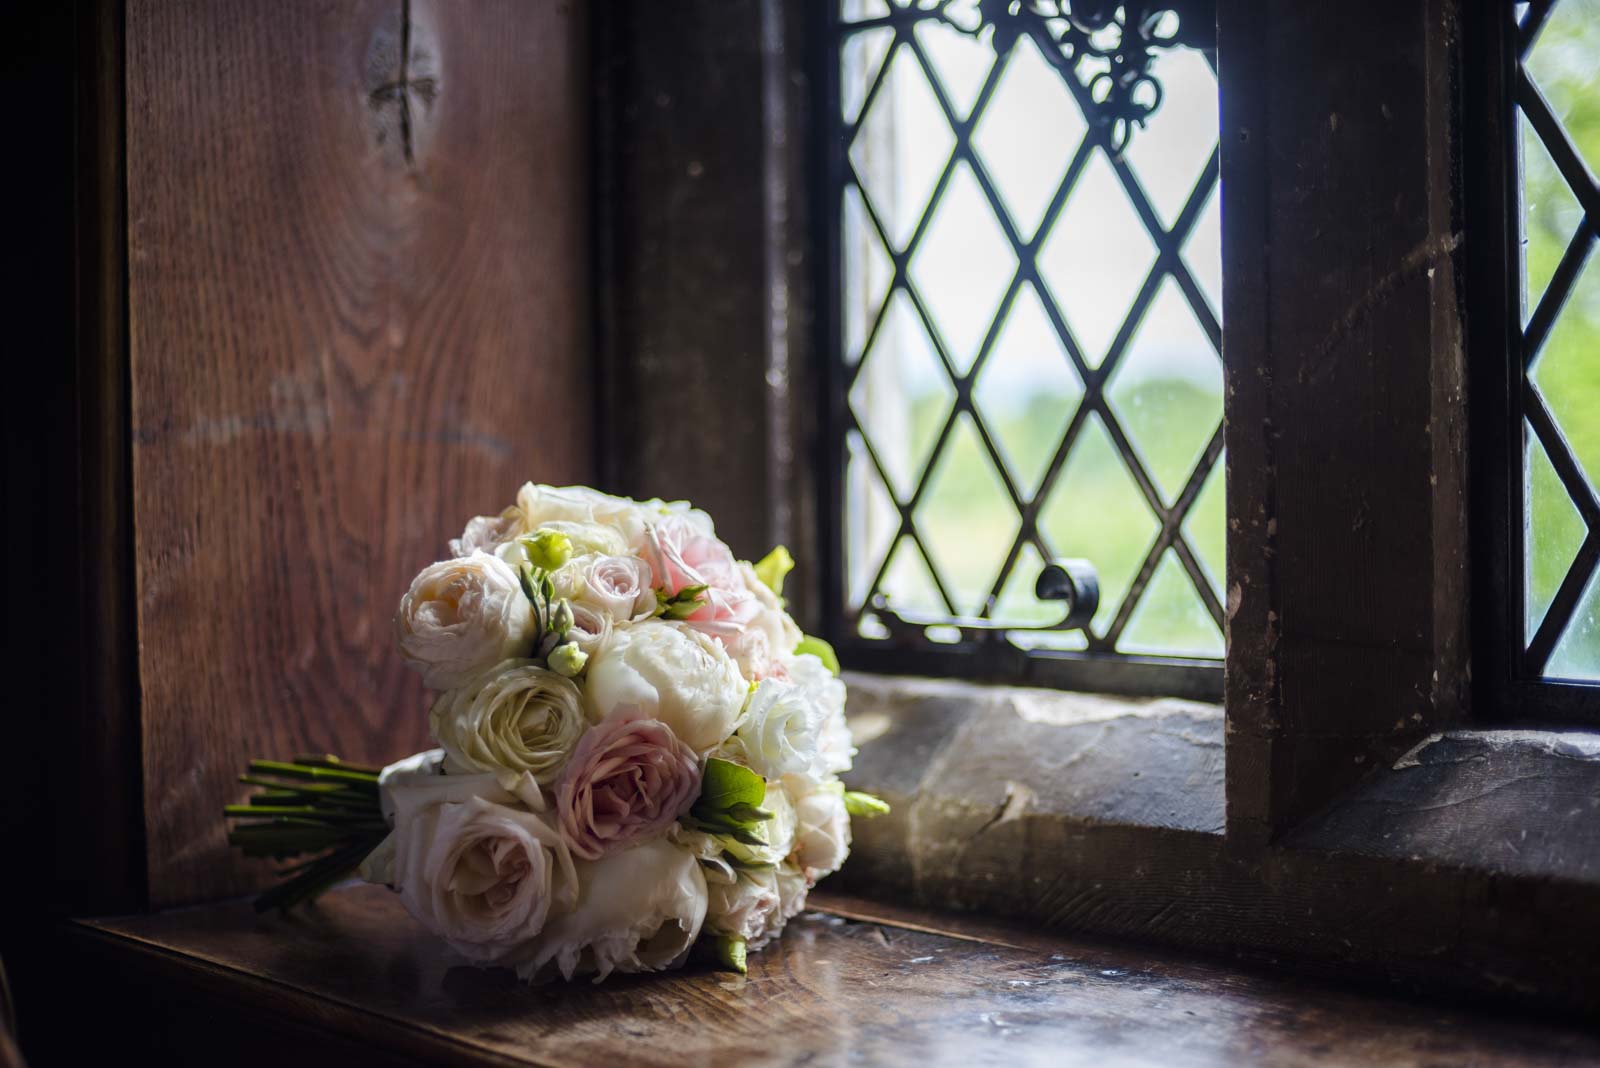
[125,0,591,906]
[57,884,1600,1067]
[1220,0,1470,842]
[594,1,820,611]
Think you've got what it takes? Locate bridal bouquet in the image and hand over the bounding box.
[225,484,885,982]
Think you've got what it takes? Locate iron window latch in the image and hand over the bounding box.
[871,559,1101,641]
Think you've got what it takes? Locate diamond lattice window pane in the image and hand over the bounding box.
[1039,151,1159,366]
[1182,459,1226,597]
[914,413,1021,614]
[850,45,955,251]
[971,32,1086,241]
[909,161,1018,374]
[849,289,956,500]
[1527,425,1587,635]
[1530,260,1600,489]
[841,0,890,25]
[1119,551,1224,657]
[841,27,895,125]
[913,19,994,121]
[1106,279,1223,503]
[973,282,1083,497]
[1521,115,1585,320]
[846,429,900,608]
[1038,413,1160,634]
[1525,0,1600,178]
[843,184,894,364]
[1124,47,1218,228]
[879,535,947,620]
[1183,183,1222,320]
[1545,568,1600,680]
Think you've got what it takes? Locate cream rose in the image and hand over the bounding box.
[564,601,613,659]
[514,838,708,982]
[791,781,851,880]
[450,510,522,558]
[584,621,746,751]
[430,661,590,785]
[732,678,826,781]
[554,553,656,623]
[396,552,535,690]
[373,770,577,966]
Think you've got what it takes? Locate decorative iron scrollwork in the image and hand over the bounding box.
[872,559,1101,641]
[927,0,1216,154]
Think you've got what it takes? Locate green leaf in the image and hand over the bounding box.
[723,803,775,824]
[843,791,891,818]
[753,545,795,597]
[794,635,841,675]
[712,935,748,975]
[693,758,767,816]
[656,584,709,620]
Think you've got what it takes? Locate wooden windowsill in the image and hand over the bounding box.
[60,883,1600,1066]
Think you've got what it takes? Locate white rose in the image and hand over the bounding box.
[733,678,826,781]
[396,552,535,690]
[791,781,851,880]
[373,770,577,967]
[739,562,803,651]
[787,654,854,776]
[429,661,591,785]
[450,510,522,557]
[705,867,781,946]
[584,621,746,751]
[517,484,651,552]
[514,838,708,982]
[722,778,797,868]
[554,553,656,623]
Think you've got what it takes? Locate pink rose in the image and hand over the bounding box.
[556,713,702,860]
[646,514,738,596]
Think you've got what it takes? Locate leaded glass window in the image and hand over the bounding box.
[1514,0,1600,681]
[822,1,1222,695]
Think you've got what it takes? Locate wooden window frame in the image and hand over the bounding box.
[593,0,1600,1010]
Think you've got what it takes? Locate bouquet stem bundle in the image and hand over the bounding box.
[224,755,388,913]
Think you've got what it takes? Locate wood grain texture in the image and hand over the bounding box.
[1219,0,1470,843]
[60,884,1600,1068]
[124,0,590,906]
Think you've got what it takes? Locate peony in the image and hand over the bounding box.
[396,552,535,690]
[555,553,656,623]
[732,677,826,781]
[704,867,782,947]
[791,781,851,880]
[430,661,591,785]
[371,770,576,966]
[555,714,702,860]
[584,622,747,750]
[515,838,708,982]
